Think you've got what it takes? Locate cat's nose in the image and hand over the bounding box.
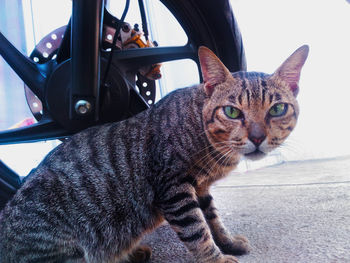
[249,135,266,147]
[248,123,266,147]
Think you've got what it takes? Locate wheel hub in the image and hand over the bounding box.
[24,23,158,130]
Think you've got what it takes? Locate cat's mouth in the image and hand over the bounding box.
[244,149,267,161]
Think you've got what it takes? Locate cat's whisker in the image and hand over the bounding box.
[224,149,234,167]
[207,147,233,176]
[194,146,232,178]
[192,145,230,178]
[191,144,218,159]
[192,143,229,165]
[279,141,304,156]
[188,139,229,159]
[210,150,234,183]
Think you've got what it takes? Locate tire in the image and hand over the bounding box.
[161,0,246,72]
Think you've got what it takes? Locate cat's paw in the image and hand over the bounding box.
[217,255,240,263]
[218,235,251,256]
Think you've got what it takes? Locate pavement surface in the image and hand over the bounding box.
[141,156,350,263]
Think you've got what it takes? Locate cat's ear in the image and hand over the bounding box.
[273,45,309,96]
[198,46,231,97]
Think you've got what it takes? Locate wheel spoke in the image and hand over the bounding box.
[111,44,197,70]
[0,32,46,101]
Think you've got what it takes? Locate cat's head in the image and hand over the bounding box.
[198,45,309,160]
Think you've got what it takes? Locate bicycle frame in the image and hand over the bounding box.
[0,0,106,143]
[70,0,103,122]
[0,0,200,145]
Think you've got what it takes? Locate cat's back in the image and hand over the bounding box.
[39,84,200,176]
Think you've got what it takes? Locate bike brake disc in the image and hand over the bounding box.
[24,24,157,121]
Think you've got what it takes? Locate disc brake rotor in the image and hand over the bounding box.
[25,26,66,121]
[25,23,158,121]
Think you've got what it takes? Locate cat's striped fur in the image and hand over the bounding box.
[0,45,308,263]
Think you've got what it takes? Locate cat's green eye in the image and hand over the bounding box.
[224,106,242,119]
[269,103,288,117]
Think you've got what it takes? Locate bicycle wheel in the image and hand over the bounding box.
[161,0,245,71]
[0,0,245,208]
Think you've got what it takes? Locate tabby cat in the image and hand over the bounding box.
[0,45,309,263]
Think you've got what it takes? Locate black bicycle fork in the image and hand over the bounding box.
[0,0,105,209]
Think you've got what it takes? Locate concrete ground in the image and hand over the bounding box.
[141,156,350,263]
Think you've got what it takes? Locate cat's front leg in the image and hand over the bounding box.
[197,192,251,256]
[159,184,239,263]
